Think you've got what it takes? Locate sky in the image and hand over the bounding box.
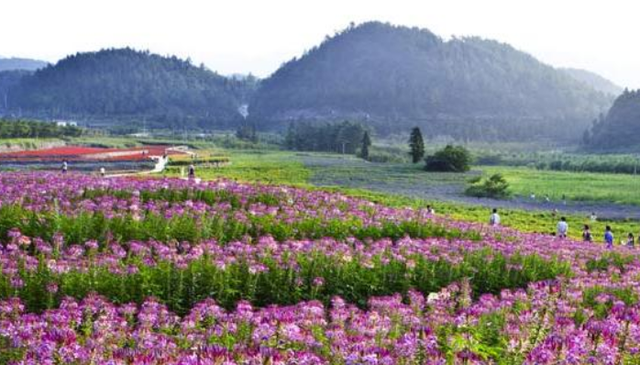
[1,0,639,88]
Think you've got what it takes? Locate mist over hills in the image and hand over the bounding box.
[561,68,623,97]
[250,22,612,142]
[0,57,48,72]
[0,22,622,141]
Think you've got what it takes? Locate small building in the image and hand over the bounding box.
[54,120,78,127]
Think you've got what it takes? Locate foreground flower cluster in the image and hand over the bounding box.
[0,172,638,364]
[3,278,640,365]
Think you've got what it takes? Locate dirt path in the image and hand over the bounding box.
[302,155,640,221]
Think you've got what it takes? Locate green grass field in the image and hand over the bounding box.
[165,150,310,185]
[3,136,639,241]
[483,166,640,205]
[165,149,640,242]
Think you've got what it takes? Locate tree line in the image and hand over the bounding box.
[284,121,369,155]
[0,119,82,138]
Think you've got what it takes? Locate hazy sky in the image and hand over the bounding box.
[2,0,639,88]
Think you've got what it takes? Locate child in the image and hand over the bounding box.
[557,217,568,239]
[604,226,614,249]
[582,224,592,242]
[489,208,500,226]
[426,205,435,215]
[627,233,635,248]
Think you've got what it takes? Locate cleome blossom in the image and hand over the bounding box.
[0,172,639,363]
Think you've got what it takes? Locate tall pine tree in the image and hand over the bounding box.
[409,127,425,163]
[361,131,371,160]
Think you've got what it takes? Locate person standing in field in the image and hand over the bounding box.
[100,167,106,178]
[590,212,597,222]
[426,205,435,215]
[557,217,568,239]
[604,226,614,249]
[582,224,592,242]
[626,233,635,248]
[188,164,196,179]
[61,160,68,174]
[489,208,500,226]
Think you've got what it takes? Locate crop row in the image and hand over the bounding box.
[1,233,573,314]
[2,276,640,364]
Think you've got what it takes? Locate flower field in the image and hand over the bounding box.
[0,173,639,364]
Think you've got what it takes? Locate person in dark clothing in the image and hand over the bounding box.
[582,225,592,242]
[627,233,635,248]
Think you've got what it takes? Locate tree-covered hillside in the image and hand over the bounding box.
[0,70,31,110]
[586,89,640,151]
[5,48,244,129]
[250,22,612,142]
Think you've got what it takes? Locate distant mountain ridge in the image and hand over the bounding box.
[561,68,623,96]
[2,48,246,129]
[0,24,620,140]
[0,57,48,72]
[250,22,613,142]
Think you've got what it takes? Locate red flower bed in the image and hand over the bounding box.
[0,145,183,162]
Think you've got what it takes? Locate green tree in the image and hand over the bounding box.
[236,123,258,143]
[465,173,511,198]
[425,145,471,172]
[360,131,371,160]
[408,127,425,163]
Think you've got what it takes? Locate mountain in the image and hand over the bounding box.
[586,89,640,151]
[250,22,612,142]
[4,48,243,129]
[0,57,48,72]
[561,68,623,96]
[0,70,32,109]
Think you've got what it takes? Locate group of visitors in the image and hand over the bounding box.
[485,207,634,249]
[61,160,107,177]
[556,216,632,249]
[582,224,632,248]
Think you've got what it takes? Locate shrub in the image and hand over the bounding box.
[424,145,472,172]
[465,173,511,199]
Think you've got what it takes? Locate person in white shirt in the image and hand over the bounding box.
[557,217,569,238]
[489,208,500,226]
[100,167,106,177]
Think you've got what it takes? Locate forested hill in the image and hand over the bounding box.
[586,89,640,150]
[250,22,612,142]
[5,48,244,129]
[0,57,48,72]
[561,68,623,96]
